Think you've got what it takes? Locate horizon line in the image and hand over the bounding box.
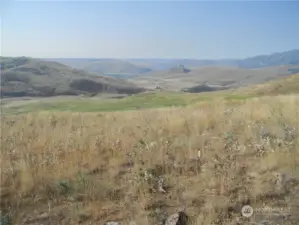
[1,48,298,61]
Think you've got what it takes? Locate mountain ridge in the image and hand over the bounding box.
[43,58,152,75]
[44,49,299,74]
[127,49,299,70]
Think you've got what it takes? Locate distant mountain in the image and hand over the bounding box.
[236,49,299,68]
[126,49,299,70]
[44,58,152,75]
[1,57,146,97]
[44,49,299,75]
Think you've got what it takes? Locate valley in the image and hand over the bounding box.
[1,2,299,223]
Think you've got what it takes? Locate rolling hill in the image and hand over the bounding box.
[240,72,299,96]
[131,65,299,91]
[44,58,152,75]
[0,57,146,97]
[182,72,299,98]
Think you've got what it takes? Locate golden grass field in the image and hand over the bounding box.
[1,92,299,225]
[0,74,299,224]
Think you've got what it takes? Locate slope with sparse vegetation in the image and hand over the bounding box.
[243,72,299,96]
[1,95,299,225]
[0,57,146,97]
[1,73,299,225]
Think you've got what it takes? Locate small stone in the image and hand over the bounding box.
[128,221,137,225]
[164,211,189,225]
[37,212,49,220]
[0,188,10,198]
[0,214,12,225]
[106,222,120,225]
[78,213,91,223]
[67,196,76,202]
[157,177,167,193]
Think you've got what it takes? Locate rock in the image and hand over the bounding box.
[157,177,167,193]
[38,212,49,220]
[257,221,271,225]
[260,124,297,143]
[105,222,120,225]
[128,221,137,225]
[224,108,234,116]
[260,126,286,140]
[0,188,10,198]
[23,212,49,224]
[164,211,189,225]
[0,214,12,225]
[274,172,299,192]
[78,212,91,223]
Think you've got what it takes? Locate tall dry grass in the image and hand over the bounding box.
[1,95,299,225]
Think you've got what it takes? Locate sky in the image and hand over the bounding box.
[1,0,299,59]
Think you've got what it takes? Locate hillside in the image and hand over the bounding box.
[83,59,152,75]
[3,73,299,115]
[44,58,152,75]
[2,91,299,225]
[2,74,299,225]
[0,57,146,97]
[239,73,299,96]
[131,65,299,91]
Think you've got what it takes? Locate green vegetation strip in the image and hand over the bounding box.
[2,92,216,114]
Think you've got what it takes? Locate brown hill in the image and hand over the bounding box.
[0,57,146,97]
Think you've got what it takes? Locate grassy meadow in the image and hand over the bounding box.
[1,74,299,225]
[1,92,214,114]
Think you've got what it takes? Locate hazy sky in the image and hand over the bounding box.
[1,1,299,59]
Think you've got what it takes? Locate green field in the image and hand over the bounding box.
[1,92,214,114]
[1,92,260,114]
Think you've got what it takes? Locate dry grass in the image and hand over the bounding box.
[235,73,299,96]
[1,95,299,225]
